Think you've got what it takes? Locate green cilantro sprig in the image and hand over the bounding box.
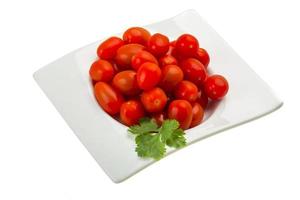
[128,118,186,160]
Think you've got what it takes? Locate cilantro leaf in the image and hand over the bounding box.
[160,119,180,143]
[166,128,186,148]
[128,118,158,135]
[135,134,166,160]
[128,118,187,160]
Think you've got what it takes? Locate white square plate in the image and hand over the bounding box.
[33,10,282,183]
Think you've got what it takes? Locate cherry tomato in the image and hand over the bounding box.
[152,112,167,126]
[190,102,204,128]
[141,87,167,113]
[115,44,144,70]
[181,58,207,86]
[89,59,115,82]
[123,27,151,45]
[94,82,124,115]
[168,100,193,129]
[112,70,140,96]
[176,34,199,57]
[159,55,178,67]
[131,50,158,70]
[175,80,198,102]
[204,75,229,100]
[137,62,161,90]
[147,33,170,57]
[120,100,145,126]
[194,48,210,68]
[97,37,124,60]
[160,65,183,92]
[170,40,177,47]
[197,90,209,109]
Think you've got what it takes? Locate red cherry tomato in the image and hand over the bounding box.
[137,62,161,90]
[120,100,145,126]
[159,55,178,67]
[160,65,183,92]
[115,44,144,70]
[176,34,199,57]
[168,100,193,130]
[94,82,124,115]
[152,112,167,126]
[131,50,158,70]
[147,33,170,57]
[181,58,207,86]
[112,70,140,96]
[190,102,204,128]
[97,37,124,60]
[175,80,198,102]
[204,75,229,100]
[197,90,209,109]
[170,40,177,47]
[123,27,151,45]
[141,87,167,113]
[194,48,210,68]
[89,59,115,82]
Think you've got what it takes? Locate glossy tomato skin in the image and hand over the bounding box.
[89,59,115,82]
[159,55,178,67]
[115,44,144,70]
[112,70,140,96]
[131,50,158,70]
[197,90,209,109]
[141,87,167,113]
[190,102,204,128]
[204,75,229,100]
[160,65,183,92]
[123,27,151,45]
[97,37,124,60]
[94,82,124,115]
[147,33,170,57]
[194,48,210,68]
[175,80,198,102]
[137,62,161,90]
[120,100,145,126]
[181,58,207,86]
[175,34,199,57]
[168,100,193,130]
[152,112,167,126]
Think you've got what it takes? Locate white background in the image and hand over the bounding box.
[0,0,299,199]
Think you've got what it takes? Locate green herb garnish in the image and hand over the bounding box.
[128,118,186,160]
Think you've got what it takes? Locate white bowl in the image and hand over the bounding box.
[33,10,283,183]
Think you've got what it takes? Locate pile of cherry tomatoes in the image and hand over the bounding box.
[90,27,229,130]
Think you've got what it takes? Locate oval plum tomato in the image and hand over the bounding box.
[112,70,140,96]
[147,33,170,57]
[175,80,198,102]
[89,59,115,82]
[120,100,145,126]
[197,90,209,109]
[97,37,124,60]
[131,50,158,70]
[152,112,167,126]
[115,44,144,70]
[123,27,151,45]
[176,34,199,57]
[160,65,183,92]
[190,102,204,128]
[141,87,167,113]
[168,100,193,129]
[204,75,229,100]
[194,48,210,68]
[94,82,124,115]
[159,55,178,67]
[137,62,161,90]
[181,58,207,86]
